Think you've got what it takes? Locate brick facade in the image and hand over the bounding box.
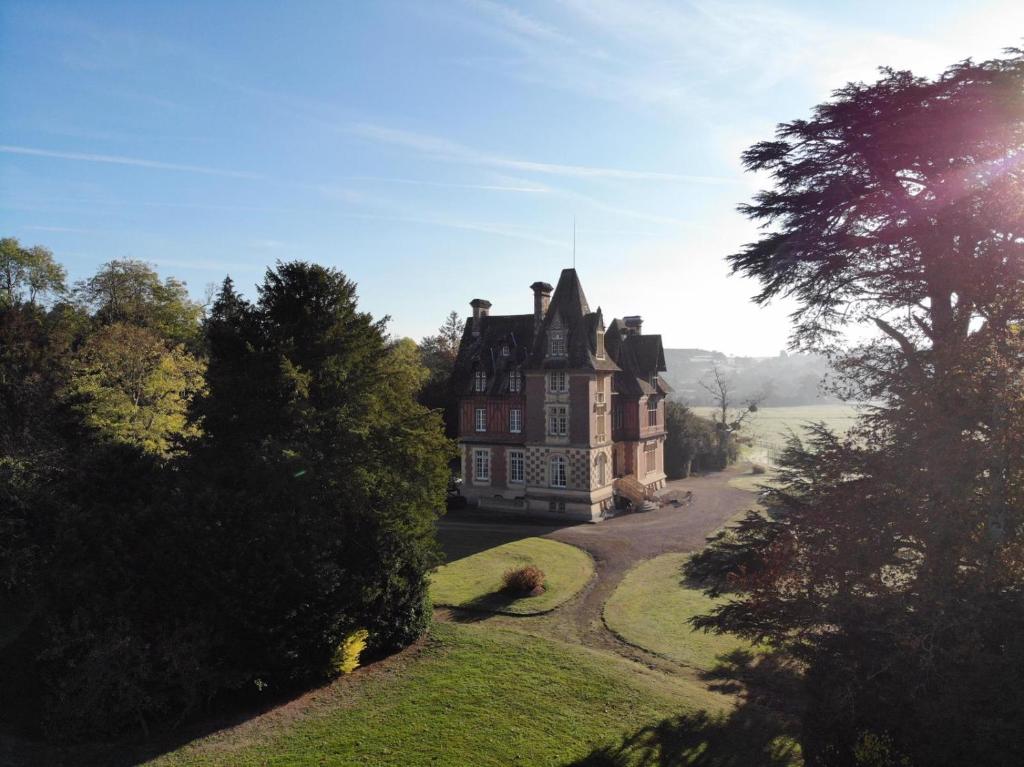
[453,269,670,522]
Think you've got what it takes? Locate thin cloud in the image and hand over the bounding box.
[342,175,549,193]
[0,145,262,180]
[347,123,736,184]
[339,210,566,249]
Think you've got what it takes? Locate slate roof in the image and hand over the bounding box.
[605,319,672,398]
[528,269,621,372]
[452,313,534,396]
[453,268,675,396]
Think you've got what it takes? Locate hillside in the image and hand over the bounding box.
[663,348,839,407]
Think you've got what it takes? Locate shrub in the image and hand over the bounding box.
[502,565,546,596]
[751,463,767,475]
[330,629,370,676]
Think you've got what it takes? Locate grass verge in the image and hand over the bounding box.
[604,553,759,671]
[146,622,752,767]
[430,537,593,614]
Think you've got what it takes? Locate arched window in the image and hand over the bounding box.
[596,453,607,487]
[549,455,567,488]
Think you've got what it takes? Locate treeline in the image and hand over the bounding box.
[0,239,451,740]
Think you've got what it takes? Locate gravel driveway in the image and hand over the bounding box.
[435,466,758,668]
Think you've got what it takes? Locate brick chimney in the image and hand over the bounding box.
[470,298,491,337]
[530,281,553,330]
[623,315,643,336]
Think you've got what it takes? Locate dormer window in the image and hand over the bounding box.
[650,374,658,390]
[508,370,522,393]
[549,330,566,357]
[473,370,487,392]
[501,343,510,357]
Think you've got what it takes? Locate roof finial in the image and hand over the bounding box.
[572,216,576,269]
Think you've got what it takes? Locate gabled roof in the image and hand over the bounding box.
[605,321,672,398]
[452,313,534,396]
[530,268,619,371]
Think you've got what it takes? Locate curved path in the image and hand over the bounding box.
[436,466,757,673]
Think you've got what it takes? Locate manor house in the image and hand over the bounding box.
[453,268,669,522]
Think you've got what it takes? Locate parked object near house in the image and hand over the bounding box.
[452,268,670,522]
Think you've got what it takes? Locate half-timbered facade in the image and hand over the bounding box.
[452,269,669,522]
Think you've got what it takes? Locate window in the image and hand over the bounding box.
[501,343,510,357]
[508,371,522,393]
[473,370,487,392]
[549,455,567,488]
[650,374,659,390]
[475,407,487,432]
[596,415,606,443]
[644,442,657,473]
[548,371,568,393]
[549,500,566,513]
[596,332,606,360]
[596,453,608,486]
[509,450,524,483]
[595,376,606,405]
[648,398,658,427]
[549,330,566,357]
[509,408,522,434]
[474,449,490,482]
[548,405,568,436]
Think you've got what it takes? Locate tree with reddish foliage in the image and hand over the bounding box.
[686,50,1024,766]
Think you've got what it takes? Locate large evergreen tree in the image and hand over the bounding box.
[185,262,451,686]
[686,51,1024,766]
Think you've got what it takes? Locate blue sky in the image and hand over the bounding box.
[2,1,1020,355]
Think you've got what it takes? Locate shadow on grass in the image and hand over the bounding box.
[566,706,799,767]
[567,646,804,767]
[435,508,577,564]
[444,589,546,622]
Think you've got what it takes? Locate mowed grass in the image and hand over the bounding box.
[430,537,594,614]
[147,622,736,767]
[604,553,759,671]
[693,404,861,443]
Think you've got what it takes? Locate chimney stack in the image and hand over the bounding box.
[530,281,553,330]
[470,298,491,337]
[623,315,643,336]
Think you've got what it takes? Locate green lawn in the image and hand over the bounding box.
[604,553,759,672]
[694,404,861,466]
[694,404,861,442]
[430,537,594,614]
[147,622,781,767]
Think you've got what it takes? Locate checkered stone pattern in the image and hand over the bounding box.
[569,449,587,489]
[526,446,590,489]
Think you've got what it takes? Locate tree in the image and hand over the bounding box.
[184,262,452,701]
[686,51,1024,766]
[699,360,763,467]
[663,401,717,478]
[0,237,67,307]
[65,323,205,457]
[418,310,464,437]
[419,310,463,379]
[75,259,202,346]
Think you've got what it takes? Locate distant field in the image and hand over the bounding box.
[693,404,863,465]
[693,404,862,441]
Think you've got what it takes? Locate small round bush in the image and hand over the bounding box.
[751,463,767,475]
[502,565,546,596]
